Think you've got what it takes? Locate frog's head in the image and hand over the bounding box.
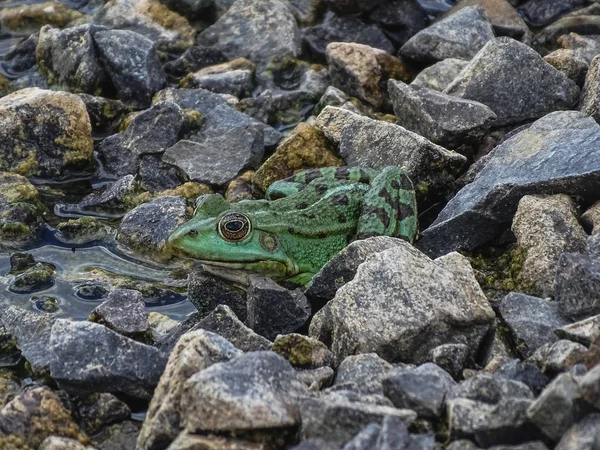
[168,194,296,280]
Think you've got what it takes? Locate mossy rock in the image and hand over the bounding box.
[0,1,84,33]
[56,216,112,245]
[226,171,256,203]
[253,122,344,192]
[9,262,56,294]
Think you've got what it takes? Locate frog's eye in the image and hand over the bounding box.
[218,212,251,242]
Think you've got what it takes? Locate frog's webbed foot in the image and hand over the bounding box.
[356,166,418,243]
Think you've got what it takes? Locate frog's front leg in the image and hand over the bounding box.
[357,166,418,243]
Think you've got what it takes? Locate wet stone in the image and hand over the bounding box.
[39,436,93,450]
[428,344,471,378]
[187,271,247,322]
[89,289,149,337]
[77,175,136,213]
[9,262,55,294]
[555,253,600,320]
[247,276,311,341]
[411,58,469,92]
[76,393,131,435]
[555,314,600,347]
[9,252,36,274]
[93,29,166,108]
[400,6,495,63]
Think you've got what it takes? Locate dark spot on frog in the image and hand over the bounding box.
[346,233,355,243]
[391,180,400,189]
[378,188,395,209]
[362,205,391,228]
[332,193,349,205]
[357,231,378,240]
[295,202,308,210]
[288,227,295,234]
[358,169,371,183]
[400,175,413,191]
[338,214,347,223]
[304,170,323,183]
[335,167,349,179]
[398,203,415,220]
[314,184,328,196]
[317,232,327,239]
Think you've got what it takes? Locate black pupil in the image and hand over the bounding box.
[225,220,244,232]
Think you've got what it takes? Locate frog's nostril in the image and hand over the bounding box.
[187,229,198,237]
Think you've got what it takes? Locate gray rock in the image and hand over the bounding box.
[418,111,600,257]
[298,366,335,391]
[117,196,188,260]
[162,127,264,187]
[187,271,247,322]
[309,242,495,365]
[368,0,428,48]
[375,415,436,450]
[580,55,600,123]
[8,69,49,92]
[314,106,466,198]
[411,58,470,92]
[290,439,339,450]
[428,344,470,378]
[9,262,55,294]
[76,392,131,435]
[137,329,240,450]
[191,70,254,98]
[582,201,600,234]
[494,360,548,396]
[165,434,265,450]
[498,293,568,359]
[448,441,549,450]
[446,0,528,40]
[342,423,381,450]
[555,314,600,347]
[2,33,37,75]
[138,155,185,192]
[163,46,227,78]
[197,0,300,69]
[382,363,456,418]
[334,353,393,389]
[512,194,588,297]
[93,29,166,108]
[307,237,405,305]
[557,33,600,64]
[300,395,417,447]
[540,340,588,375]
[526,372,586,441]
[0,305,54,372]
[589,234,600,259]
[272,334,334,370]
[77,175,136,212]
[246,276,311,341]
[400,6,495,63]
[153,86,231,112]
[0,88,93,180]
[98,101,187,177]
[580,364,600,410]
[37,24,108,94]
[181,351,307,432]
[303,15,394,60]
[544,49,588,87]
[448,371,533,404]
[518,0,588,27]
[78,94,128,133]
[555,253,600,320]
[555,413,600,450]
[48,319,167,399]
[90,289,149,336]
[389,80,496,154]
[445,37,580,127]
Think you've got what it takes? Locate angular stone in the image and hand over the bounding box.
[137,330,240,450]
[0,88,93,179]
[582,201,600,234]
[389,80,496,153]
[556,315,600,347]
[447,0,528,39]
[541,340,588,375]
[555,253,600,320]
[77,175,136,212]
[580,55,600,122]
[272,334,334,370]
[246,276,311,341]
[512,194,587,297]
[447,371,533,404]
[368,0,427,48]
[187,271,247,322]
[78,94,128,133]
[518,0,588,27]
[49,319,167,399]
[3,34,37,75]
[558,33,600,65]
[165,434,265,450]
[382,363,456,418]
[186,69,253,98]
[555,413,600,450]
[117,196,187,260]
[181,352,306,432]
[428,344,470,378]
[580,364,600,410]
[163,46,227,78]
[90,289,149,336]
[334,353,393,389]
[495,360,548,396]
[138,155,186,193]
[498,293,568,359]
[589,234,600,259]
[400,6,495,63]
[411,58,469,92]
[162,127,264,187]
[419,111,600,257]
[309,242,495,365]
[76,392,130,436]
[93,29,166,108]
[544,49,588,87]
[197,0,300,69]
[445,37,580,127]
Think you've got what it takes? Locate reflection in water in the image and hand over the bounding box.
[0,245,195,320]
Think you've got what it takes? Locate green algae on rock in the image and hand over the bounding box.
[0,88,93,180]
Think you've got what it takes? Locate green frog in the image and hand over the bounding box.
[167,166,417,286]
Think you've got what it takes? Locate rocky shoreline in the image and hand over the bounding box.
[0,0,599,449]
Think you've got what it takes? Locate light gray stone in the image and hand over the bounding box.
[555,314,600,347]
[411,58,469,92]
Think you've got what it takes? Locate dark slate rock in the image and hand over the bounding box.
[368,0,428,48]
[247,276,311,341]
[400,6,495,63]
[580,364,600,410]
[164,46,228,78]
[191,69,254,98]
[411,58,470,92]
[90,289,149,336]
[37,24,107,94]
[76,393,131,435]
[555,413,600,450]
[304,15,395,61]
[1,33,37,75]
[498,293,568,359]
[196,0,300,69]
[555,253,600,320]
[526,372,588,442]
[323,0,383,14]
[300,395,417,447]
[97,101,187,177]
[306,236,405,306]
[382,363,456,418]
[187,271,247,322]
[163,126,264,187]
[48,319,167,399]
[160,305,272,353]
[495,360,548,396]
[180,351,307,432]
[77,94,128,133]
[445,37,580,127]
[93,29,166,108]
[309,243,495,365]
[334,353,393,388]
[8,262,55,294]
[418,111,600,257]
[77,175,135,212]
[389,79,496,154]
[138,154,185,192]
[117,196,187,260]
[428,343,470,378]
[0,306,54,372]
[555,314,600,347]
[518,0,588,27]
